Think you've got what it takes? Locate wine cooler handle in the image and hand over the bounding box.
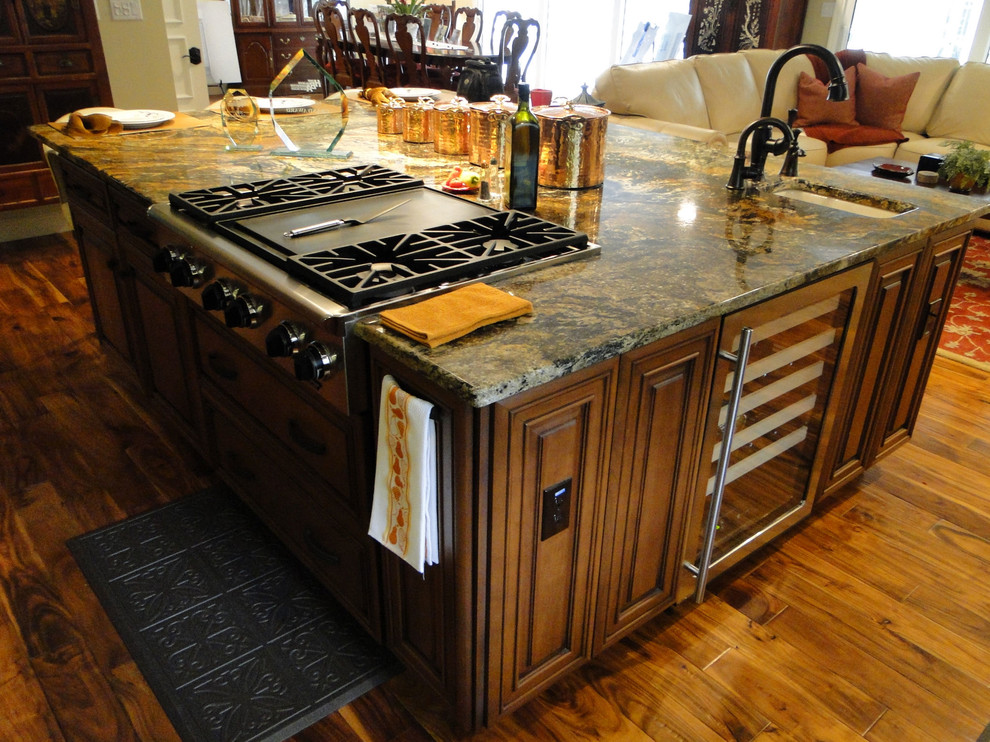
[694,326,753,603]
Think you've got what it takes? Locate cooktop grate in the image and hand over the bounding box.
[288,210,589,307]
[168,165,422,224]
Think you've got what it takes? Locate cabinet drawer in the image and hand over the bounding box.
[274,32,316,49]
[0,53,28,79]
[58,158,111,222]
[211,403,381,637]
[196,314,359,515]
[35,50,94,75]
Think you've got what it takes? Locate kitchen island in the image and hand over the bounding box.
[32,100,990,732]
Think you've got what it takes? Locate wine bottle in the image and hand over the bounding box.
[508,83,540,211]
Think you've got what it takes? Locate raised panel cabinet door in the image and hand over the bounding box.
[596,320,718,651]
[235,34,275,91]
[488,359,616,717]
[133,274,194,425]
[880,230,970,453]
[823,245,923,492]
[73,211,130,361]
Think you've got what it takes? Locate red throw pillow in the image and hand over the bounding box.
[802,123,908,153]
[855,63,919,132]
[793,67,857,127]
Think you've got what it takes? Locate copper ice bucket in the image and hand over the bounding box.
[433,96,470,155]
[536,101,610,189]
[403,97,435,143]
[377,97,405,135]
[469,94,515,168]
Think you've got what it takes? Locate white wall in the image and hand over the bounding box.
[94,0,178,110]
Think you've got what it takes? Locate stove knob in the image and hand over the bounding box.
[202,279,240,311]
[152,245,183,273]
[266,321,308,357]
[224,293,266,329]
[169,256,209,288]
[294,342,339,381]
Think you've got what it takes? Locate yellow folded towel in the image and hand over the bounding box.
[65,112,123,138]
[379,283,533,348]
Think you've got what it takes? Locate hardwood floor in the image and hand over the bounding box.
[1,232,988,741]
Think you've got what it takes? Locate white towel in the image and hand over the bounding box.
[368,375,438,573]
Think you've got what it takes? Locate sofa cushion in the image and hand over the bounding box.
[591,59,711,129]
[855,63,919,133]
[794,67,858,126]
[741,48,813,120]
[864,52,958,133]
[925,62,990,146]
[693,52,762,135]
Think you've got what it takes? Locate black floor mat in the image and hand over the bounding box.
[68,487,398,742]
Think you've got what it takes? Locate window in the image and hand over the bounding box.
[480,0,690,99]
[841,0,990,61]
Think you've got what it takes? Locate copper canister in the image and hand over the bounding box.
[377,97,405,135]
[469,94,515,168]
[403,97,435,143]
[536,101,610,189]
[433,96,470,155]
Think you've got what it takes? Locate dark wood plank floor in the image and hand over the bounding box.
[2,232,988,741]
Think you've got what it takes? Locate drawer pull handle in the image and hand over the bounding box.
[207,352,239,381]
[288,418,327,455]
[304,528,341,566]
[59,58,75,68]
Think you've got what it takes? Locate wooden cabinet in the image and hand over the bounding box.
[595,319,718,650]
[229,0,320,95]
[822,228,970,495]
[686,0,808,55]
[0,0,111,209]
[488,361,616,716]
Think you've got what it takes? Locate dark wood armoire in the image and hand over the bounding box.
[685,0,809,56]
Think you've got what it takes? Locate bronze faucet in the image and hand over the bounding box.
[727,44,849,190]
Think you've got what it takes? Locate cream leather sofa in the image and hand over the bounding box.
[591,48,990,169]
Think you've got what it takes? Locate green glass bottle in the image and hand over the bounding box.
[508,83,540,211]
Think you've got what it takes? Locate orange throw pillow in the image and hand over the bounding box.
[855,63,919,133]
[793,67,857,127]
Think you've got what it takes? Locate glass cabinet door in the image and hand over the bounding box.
[689,264,870,595]
[237,0,268,24]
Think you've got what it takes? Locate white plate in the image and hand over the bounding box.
[253,96,316,112]
[113,109,176,129]
[391,87,442,101]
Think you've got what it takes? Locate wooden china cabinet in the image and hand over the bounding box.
[685,0,808,55]
[0,0,112,210]
[228,0,321,95]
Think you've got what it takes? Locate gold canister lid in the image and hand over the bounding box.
[469,93,515,115]
[534,98,610,122]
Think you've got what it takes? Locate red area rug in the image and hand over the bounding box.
[938,233,990,369]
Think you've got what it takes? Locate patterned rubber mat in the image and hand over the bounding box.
[68,487,397,742]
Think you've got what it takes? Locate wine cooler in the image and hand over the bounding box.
[684,264,871,601]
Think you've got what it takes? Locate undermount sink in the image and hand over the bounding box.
[775,183,917,219]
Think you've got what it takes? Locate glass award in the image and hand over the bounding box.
[220,89,262,151]
[267,49,352,159]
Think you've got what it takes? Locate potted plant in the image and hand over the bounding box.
[385,0,425,14]
[938,140,990,194]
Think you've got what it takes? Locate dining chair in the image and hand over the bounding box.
[449,7,482,46]
[383,13,431,88]
[349,8,387,88]
[313,0,356,90]
[489,9,521,56]
[421,4,452,42]
[498,17,540,101]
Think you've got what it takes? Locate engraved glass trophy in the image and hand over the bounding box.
[267,49,352,159]
[220,89,262,151]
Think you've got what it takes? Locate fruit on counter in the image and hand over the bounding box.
[443,166,481,193]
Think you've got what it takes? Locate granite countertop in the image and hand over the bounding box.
[32,102,990,407]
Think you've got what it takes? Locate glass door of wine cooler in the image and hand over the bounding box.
[686,264,870,601]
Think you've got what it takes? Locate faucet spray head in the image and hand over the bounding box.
[826,74,849,102]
